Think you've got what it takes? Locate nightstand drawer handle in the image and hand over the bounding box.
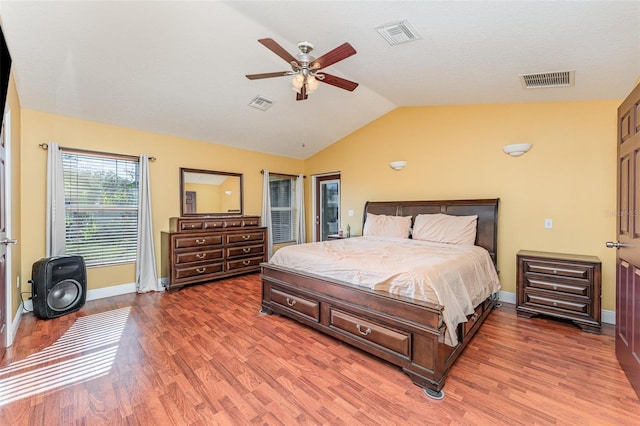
[242,235,251,240]
[242,247,251,253]
[242,260,251,266]
[286,297,296,307]
[356,324,372,336]
[196,267,206,274]
[195,238,206,245]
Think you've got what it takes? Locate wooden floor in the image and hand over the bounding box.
[1,273,639,425]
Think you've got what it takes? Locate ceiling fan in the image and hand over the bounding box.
[246,38,359,101]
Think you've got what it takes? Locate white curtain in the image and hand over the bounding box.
[295,174,306,244]
[136,154,160,293]
[261,170,274,259]
[45,142,66,257]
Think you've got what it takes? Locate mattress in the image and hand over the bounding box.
[268,236,501,346]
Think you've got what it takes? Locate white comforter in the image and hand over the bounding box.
[268,236,501,346]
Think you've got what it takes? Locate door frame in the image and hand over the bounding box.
[312,172,341,242]
[2,108,12,350]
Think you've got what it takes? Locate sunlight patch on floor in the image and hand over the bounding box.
[0,306,131,406]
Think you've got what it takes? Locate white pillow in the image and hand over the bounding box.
[362,213,412,239]
[412,213,478,245]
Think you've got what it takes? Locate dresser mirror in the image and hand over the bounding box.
[180,168,243,216]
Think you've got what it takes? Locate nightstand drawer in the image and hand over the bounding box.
[524,274,591,297]
[523,260,591,279]
[523,291,591,315]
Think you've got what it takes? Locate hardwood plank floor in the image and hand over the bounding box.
[1,273,638,425]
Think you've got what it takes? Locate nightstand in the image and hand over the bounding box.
[516,250,601,333]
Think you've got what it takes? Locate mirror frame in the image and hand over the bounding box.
[180,168,244,216]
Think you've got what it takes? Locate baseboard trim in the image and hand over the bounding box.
[498,290,615,325]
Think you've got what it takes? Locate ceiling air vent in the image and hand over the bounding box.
[519,70,575,89]
[375,20,422,46]
[248,95,275,111]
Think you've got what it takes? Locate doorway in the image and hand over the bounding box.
[314,173,340,242]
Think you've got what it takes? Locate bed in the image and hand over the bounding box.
[260,199,500,398]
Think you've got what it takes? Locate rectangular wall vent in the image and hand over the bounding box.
[375,20,422,46]
[519,70,575,89]
[248,95,275,111]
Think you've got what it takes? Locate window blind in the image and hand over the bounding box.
[269,176,294,243]
[62,152,139,266]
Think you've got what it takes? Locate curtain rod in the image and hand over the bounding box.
[39,143,156,162]
[260,169,305,178]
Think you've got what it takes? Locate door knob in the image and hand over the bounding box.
[0,238,17,245]
[606,241,627,249]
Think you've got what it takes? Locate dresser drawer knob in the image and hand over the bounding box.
[196,253,206,259]
[242,260,251,266]
[242,235,251,240]
[356,324,372,336]
[195,238,206,245]
[553,301,558,306]
[552,269,558,274]
[553,285,557,291]
[196,267,206,274]
[286,297,296,307]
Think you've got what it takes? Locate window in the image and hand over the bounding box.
[269,175,295,244]
[63,152,139,266]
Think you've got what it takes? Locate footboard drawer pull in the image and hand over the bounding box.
[356,324,372,336]
[196,268,206,274]
[196,253,206,259]
[243,247,251,253]
[195,238,206,245]
[286,297,296,307]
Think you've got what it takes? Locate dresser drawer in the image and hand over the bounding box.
[523,291,591,316]
[270,288,319,321]
[226,232,264,244]
[523,260,592,279]
[242,217,260,227]
[175,263,224,280]
[226,244,264,258]
[173,234,223,248]
[175,249,223,264]
[523,273,591,297]
[224,219,243,228]
[226,256,263,271]
[330,309,410,357]
[203,220,224,230]
[179,220,205,231]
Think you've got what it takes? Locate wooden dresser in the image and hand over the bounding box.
[516,250,601,333]
[161,216,267,291]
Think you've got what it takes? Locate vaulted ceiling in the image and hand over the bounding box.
[1,1,638,159]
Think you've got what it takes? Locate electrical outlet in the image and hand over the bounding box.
[348,210,354,217]
[544,218,553,229]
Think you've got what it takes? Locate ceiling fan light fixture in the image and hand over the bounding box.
[307,75,319,92]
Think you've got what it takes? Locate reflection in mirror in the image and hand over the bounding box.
[180,168,243,216]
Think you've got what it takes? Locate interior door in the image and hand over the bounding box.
[613,82,640,397]
[314,174,340,241]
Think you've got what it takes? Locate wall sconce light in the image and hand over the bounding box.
[502,143,532,157]
[389,161,407,171]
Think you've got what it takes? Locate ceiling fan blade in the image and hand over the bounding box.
[311,42,357,69]
[246,71,290,80]
[296,85,308,101]
[317,73,359,91]
[258,38,298,64]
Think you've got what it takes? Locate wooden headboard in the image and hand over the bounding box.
[363,199,500,266]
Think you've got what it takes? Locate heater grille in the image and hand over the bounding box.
[248,95,275,111]
[375,20,422,46]
[519,71,575,89]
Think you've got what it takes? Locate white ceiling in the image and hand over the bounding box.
[1,1,638,160]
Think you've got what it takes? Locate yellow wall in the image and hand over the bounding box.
[19,109,303,293]
[304,101,619,311]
